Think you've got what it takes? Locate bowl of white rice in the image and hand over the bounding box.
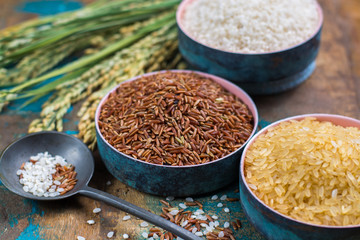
[239,114,360,240]
[176,0,323,95]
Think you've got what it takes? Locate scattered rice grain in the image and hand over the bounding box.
[86,220,95,225]
[179,203,187,209]
[140,221,149,227]
[107,231,114,238]
[93,208,101,213]
[211,195,218,200]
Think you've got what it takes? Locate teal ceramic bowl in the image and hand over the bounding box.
[176,0,324,95]
[239,114,360,240]
[96,70,258,197]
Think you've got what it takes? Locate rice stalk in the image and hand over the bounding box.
[0,41,79,87]
[0,10,176,112]
[0,0,180,64]
[28,23,178,138]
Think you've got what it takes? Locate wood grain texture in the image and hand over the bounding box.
[0,0,359,239]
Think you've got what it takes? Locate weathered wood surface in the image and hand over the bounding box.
[0,0,359,239]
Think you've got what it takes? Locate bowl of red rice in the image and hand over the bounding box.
[95,70,258,196]
[240,113,360,240]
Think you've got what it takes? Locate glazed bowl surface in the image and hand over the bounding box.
[95,70,258,197]
[239,113,360,240]
[176,0,324,95]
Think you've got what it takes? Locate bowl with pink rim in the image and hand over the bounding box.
[95,69,258,196]
[239,113,360,240]
[176,0,324,95]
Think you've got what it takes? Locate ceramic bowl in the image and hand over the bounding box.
[176,0,324,95]
[95,70,258,197]
[239,114,360,240]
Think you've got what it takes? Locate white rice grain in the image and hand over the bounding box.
[211,195,218,200]
[93,208,101,213]
[169,209,179,215]
[140,221,149,227]
[107,231,114,238]
[87,220,95,225]
[179,203,187,209]
[182,0,320,53]
[18,152,69,197]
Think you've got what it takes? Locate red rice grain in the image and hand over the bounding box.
[99,71,253,166]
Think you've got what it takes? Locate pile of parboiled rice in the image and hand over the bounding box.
[244,117,360,226]
[182,0,320,53]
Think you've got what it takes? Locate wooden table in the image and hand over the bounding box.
[0,0,359,239]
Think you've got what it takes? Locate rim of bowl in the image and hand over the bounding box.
[240,113,360,229]
[176,0,324,55]
[95,69,259,169]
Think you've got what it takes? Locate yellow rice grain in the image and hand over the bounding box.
[245,117,360,226]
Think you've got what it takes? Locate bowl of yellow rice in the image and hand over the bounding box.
[240,113,360,240]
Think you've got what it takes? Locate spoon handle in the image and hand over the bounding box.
[79,186,202,240]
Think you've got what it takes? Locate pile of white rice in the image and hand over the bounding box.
[182,0,320,53]
[244,117,360,226]
[17,152,69,197]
